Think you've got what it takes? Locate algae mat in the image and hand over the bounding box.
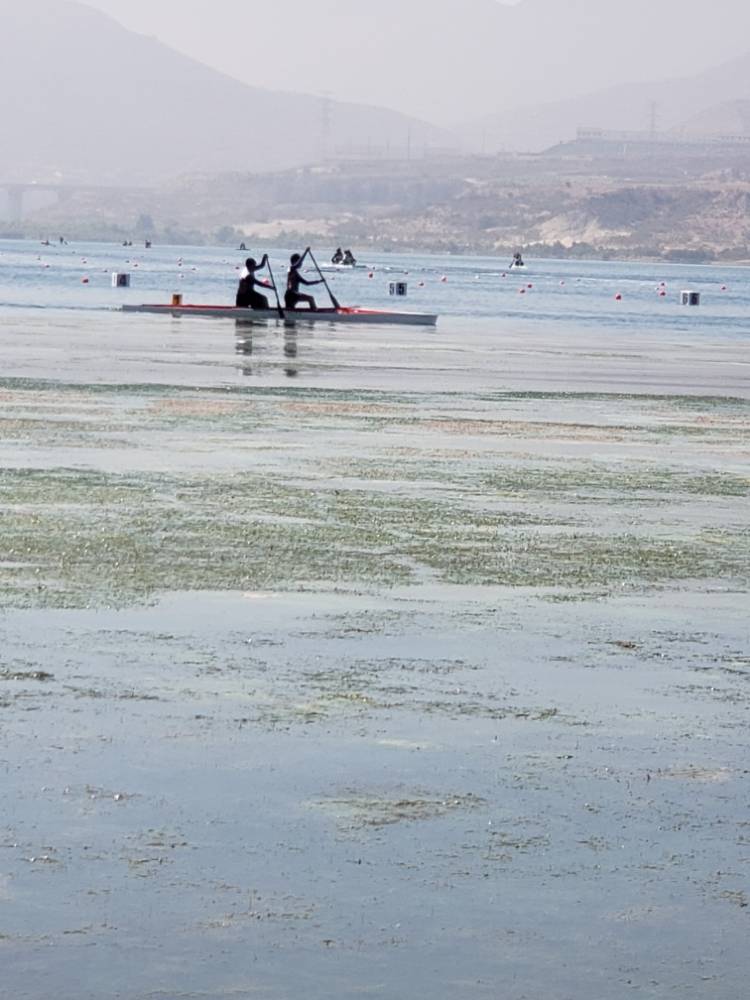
[0,317,749,1000]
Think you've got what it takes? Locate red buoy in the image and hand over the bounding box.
[615,293,623,301]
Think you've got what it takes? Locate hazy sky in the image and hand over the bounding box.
[81,0,750,122]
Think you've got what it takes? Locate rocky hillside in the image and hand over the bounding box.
[16,157,750,262]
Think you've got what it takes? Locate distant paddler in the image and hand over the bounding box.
[331,247,344,264]
[285,252,324,311]
[343,249,357,266]
[236,255,273,309]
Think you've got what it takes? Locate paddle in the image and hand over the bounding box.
[305,247,341,310]
[265,257,285,319]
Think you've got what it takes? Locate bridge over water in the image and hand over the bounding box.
[0,181,150,222]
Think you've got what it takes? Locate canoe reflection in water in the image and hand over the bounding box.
[235,328,299,378]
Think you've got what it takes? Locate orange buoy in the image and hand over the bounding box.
[81,276,89,284]
[615,293,623,301]
[440,276,448,283]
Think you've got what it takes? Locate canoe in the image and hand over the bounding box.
[122,303,438,327]
[318,263,366,272]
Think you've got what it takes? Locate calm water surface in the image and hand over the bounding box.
[1,240,749,1000]
[1,239,749,393]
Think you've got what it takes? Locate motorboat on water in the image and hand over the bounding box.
[122,302,438,327]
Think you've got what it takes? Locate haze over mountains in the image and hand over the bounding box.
[88,0,750,123]
[463,51,750,152]
[0,0,444,185]
[4,0,750,190]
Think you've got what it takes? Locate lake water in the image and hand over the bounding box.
[1,240,749,1000]
[1,239,749,394]
[3,238,750,327]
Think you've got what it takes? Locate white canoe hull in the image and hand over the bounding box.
[122,303,438,327]
[318,263,366,272]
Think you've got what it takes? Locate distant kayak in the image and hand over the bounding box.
[317,263,368,273]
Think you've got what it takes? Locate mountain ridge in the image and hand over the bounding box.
[86,0,750,123]
[457,49,750,152]
[0,0,446,186]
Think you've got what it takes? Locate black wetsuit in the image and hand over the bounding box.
[236,274,270,310]
[285,264,319,310]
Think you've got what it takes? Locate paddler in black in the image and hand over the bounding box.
[343,249,356,266]
[236,256,272,309]
[285,253,323,311]
[332,247,344,264]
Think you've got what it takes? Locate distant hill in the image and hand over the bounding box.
[459,50,750,153]
[89,0,750,124]
[678,99,750,137]
[0,0,446,186]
